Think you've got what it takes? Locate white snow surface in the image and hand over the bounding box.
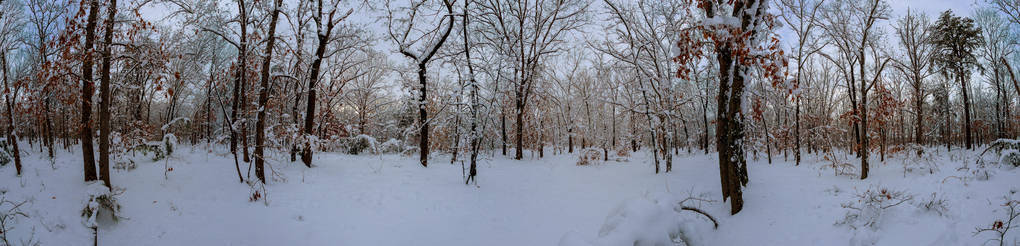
[0,144,1018,245]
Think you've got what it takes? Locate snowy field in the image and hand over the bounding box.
[0,144,1018,245]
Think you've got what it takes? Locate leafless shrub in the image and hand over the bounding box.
[837,187,913,230]
[900,144,939,177]
[112,159,136,171]
[974,198,1019,246]
[915,192,950,217]
[0,194,28,246]
[822,152,857,177]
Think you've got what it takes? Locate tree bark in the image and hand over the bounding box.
[98,0,117,188]
[859,51,870,180]
[254,0,282,184]
[959,70,972,149]
[229,0,248,183]
[514,94,524,160]
[81,0,100,183]
[301,0,338,168]
[716,47,747,215]
[1,52,21,176]
[463,0,479,184]
[418,66,429,166]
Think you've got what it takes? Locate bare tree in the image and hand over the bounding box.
[821,0,891,179]
[254,0,283,183]
[893,9,935,146]
[779,0,826,166]
[0,0,23,176]
[475,0,588,160]
[974,8,1016,139]
[301,0,354,167]
[384,0,455,167]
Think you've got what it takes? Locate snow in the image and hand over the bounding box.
[0,144,1018,245]
[81,181,110,228]
[703,16,742,28]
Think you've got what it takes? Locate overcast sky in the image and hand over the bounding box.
[890,0,978,18]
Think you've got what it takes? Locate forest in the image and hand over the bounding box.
[0,0,1019,245]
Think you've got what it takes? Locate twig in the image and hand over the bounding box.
[679,206,718,229]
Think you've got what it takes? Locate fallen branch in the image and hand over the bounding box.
[678,206,719,229]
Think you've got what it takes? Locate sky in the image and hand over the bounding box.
[889,0,978,18]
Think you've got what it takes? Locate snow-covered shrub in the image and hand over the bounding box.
[378,139,404,154]
[130,134,178,162]
[1000,150,1020,168]
[982,139,1020,167]
[80,181,121,230]
[347,135,378,155]
[401,146,419,157]
[901,145,939,177]
[162,133,177,157]
[559,192,717,246]
[822,152,856,177]
[112,159,137,171]
[247,180,269,205]
[974,197,1019,246]
[132,143,165,162]
[577,148,603,166]
[837,187,913,230]
[915,192,950,217]
[988,138,1020,152]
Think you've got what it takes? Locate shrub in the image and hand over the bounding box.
[983,139,1020,167]
[822,152,856,177]
[615,147,631,158]
[577,148,603,166]
[915,192,950,217]
[900,144,939,176]
[837,187,913,230]
[378,139,404,154]
[347,135,378,155]
[80,181,121,230]
[0,192,28,246]
[974,198,1019,246]
[112,159,137,171]
[132,143,166,162]
[559,192,717,246]
[1000,150,1020,167]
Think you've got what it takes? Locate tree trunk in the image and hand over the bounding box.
[81,0,100,183]
[463,0,479,184]
[914,81,923,146]
[254,0,282,184]
[98,0,117,188]
[229,0,248,183]
[514,93,524,160]
[1,52,21,176]
[858,49,870,180]
[716,47,746,215]
[795,96,801,166]
[501,107,507,156]
[418,65,429,167]
[959,70,972,149]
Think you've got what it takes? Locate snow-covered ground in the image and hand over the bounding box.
[0,144,1017,245]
